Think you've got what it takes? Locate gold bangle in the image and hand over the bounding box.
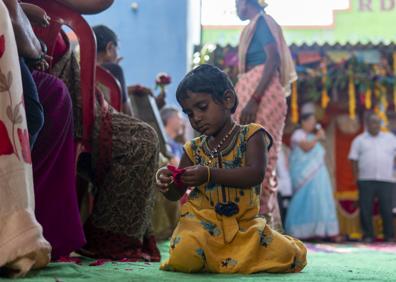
[155,167,174,187]
[155,167,165,184]
[206,166,211,184]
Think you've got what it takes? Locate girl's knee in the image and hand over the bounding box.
[166,235,205,272]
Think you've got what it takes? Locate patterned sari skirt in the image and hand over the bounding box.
[234,64,287,231]
[82,109,161,261]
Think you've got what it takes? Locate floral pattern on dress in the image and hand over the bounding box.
[221,258,238,268]
[196,248,207,264]
[206,181,217,192]
[200,220,221,237]
[258,228,273,247]
[189,188,201,200]
[291,256,306,273]
[180,211,195,219]
[170,236,181,250]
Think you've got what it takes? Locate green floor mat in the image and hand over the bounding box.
[2,242,396,282]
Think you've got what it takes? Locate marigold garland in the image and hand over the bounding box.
[379,85,389,131]
[321,62,330,109]
[365,86,372,110]
[348,73,356,120]
[291,81,298,123]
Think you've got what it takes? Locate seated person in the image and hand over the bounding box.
[6,0,85,260]
[93,24,133,115]
[160,106,185,162]
[5,0,50,149]
[151,107,185,241]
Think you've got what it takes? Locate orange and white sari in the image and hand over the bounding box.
[0,2,50,277]
[234,13,296,230]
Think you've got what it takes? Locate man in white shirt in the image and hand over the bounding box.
[349,113,396,242]
[160,107,185,162]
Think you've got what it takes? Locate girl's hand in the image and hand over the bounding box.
[240,98,258,125]
[181,165,209,187]
[156,167,173,192]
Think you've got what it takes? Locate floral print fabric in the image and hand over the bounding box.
[0,3,50,277]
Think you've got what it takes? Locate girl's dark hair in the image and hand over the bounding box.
[176,64,238,113]
[300,113,314,123]
[93,25,118,53]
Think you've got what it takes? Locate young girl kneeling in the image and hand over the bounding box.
[156,64,307,274]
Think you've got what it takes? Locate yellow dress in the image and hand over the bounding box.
[160,124,307,274]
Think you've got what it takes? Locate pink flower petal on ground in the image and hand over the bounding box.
[56,257,82,264]
[89,259,111,266]
[118,258,139,262]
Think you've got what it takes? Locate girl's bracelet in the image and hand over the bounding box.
[155,167,173,192]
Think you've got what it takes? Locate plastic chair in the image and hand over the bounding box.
[96,65,122,111]
[25,0,96,151]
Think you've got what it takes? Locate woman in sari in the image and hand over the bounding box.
[0,2,50,276]
[38,0,161,261]
[4,0,86,259]
[234,0,296,230]
[285,113,339,240]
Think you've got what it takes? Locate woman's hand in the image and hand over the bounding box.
[4,0,43,59]
[180,165,208,187]
[156,167,173,192]
[20,3,50,27]
[239,98,259,125]
[32,57,49,71]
